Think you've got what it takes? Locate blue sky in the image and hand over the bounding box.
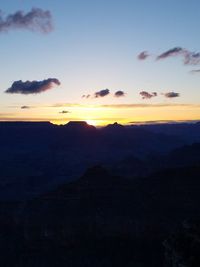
[0,0,200,124]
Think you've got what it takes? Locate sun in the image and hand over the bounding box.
[86,119,97,126]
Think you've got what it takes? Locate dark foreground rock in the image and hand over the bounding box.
[0,164,199,266]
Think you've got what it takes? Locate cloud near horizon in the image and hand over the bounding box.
[24,102,200,109]
[82,89,126,99]
[21,106,30,109]
[82,94,91,99]
[163,92,180,98]
[140,91,157,99]
[59,110,70,114]
[94,89,110,98]
[114,90,126,97]
[0,8,53,33]
[5,78,61,94]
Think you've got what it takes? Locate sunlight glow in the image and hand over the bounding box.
[85,119,98,126]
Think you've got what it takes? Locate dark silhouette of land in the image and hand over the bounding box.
[0,121,199,266]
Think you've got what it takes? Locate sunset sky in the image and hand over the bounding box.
[0,0,200,125]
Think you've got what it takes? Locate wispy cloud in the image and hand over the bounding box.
[100,103,200,108]
[137,51,149,60]
[0,8,53,33]
[184,52,200,65]
[5,78,61,94]
[163,92,180,98]
[114,90,126,97]
[157,47,184,60]
[129,119,200,124]
[20,102,200,110]
[139,47,200,66]
[190,69,200,73]
[139,91,157,99]
[0,113,15,117]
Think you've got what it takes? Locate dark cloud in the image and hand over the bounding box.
[5,78,61,94]
[21,105,30,109]
[0,8,53,33]
[164,92,180,98]
[94,89,110,98]
[59,110,70,114]
[138,51,149,60]
[157,47,184,60]
[140,91,158,99]
[114,90,125,97]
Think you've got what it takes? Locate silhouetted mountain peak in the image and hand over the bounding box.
[105,122,124,129]
[77,165,131,189]
[43,165,131,200]
[102,122,125,134]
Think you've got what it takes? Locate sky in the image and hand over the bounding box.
[0,0,200,125]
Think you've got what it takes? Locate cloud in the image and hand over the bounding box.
[82,89,125,99]
[94,89,110,98]
[114,90,126,97]
[0,8,53,33]
[101,103,200,109]
[163,92,180,98]
[59,110,70,114]
[82,94,91,99]
[129,119,200,124]
[156,47,200,66]
[5,78,61,94]
[21,105,30,109]
[140,91,157,99]
[184,52,200,65]
[190,69,200,73]
[138,51,149,60]
[41,102,200,109]
[138,47,200,68]
[157,47,184,60]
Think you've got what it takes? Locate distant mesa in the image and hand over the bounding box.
[64,121,96,131]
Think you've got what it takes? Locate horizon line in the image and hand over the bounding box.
[0,119,199,126]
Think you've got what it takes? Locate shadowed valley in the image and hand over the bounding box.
[0,121,200,266]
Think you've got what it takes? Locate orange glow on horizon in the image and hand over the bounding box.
[1,103,200,126]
